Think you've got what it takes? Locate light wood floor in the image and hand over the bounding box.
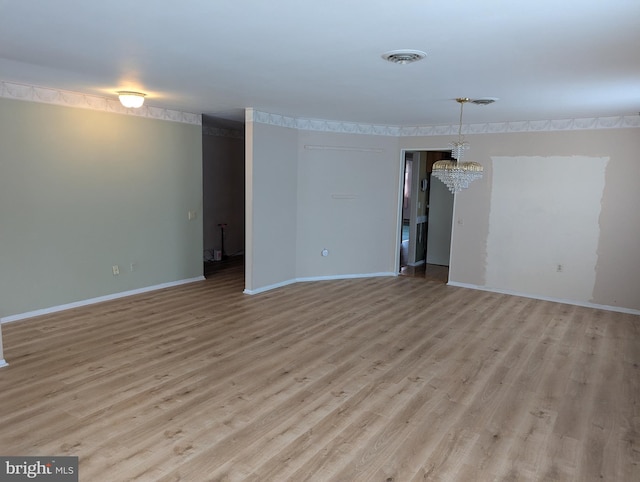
[399,263,449,284]
[1,266,638,481]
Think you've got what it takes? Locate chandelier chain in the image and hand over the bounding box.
[458,100,464,142]
[431,97,484,194]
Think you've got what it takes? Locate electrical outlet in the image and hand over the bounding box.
[130,262,136,272]
[112,265,120,276]
[188,210,197,220]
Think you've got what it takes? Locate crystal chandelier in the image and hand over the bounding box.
[432,97,484,193]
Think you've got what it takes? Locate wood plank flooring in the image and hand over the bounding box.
[0,266,638,481]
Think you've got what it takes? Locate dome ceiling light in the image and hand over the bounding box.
[117,91,146,109]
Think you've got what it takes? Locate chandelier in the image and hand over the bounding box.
[432,97,484,193]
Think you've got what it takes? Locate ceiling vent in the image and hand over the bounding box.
[471,97,499,105]
[381,49,427,65]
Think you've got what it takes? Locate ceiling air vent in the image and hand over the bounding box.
[471,97,499,105]
[381,49,427,65]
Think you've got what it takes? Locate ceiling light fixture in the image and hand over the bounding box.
[117,91,146,109]
[432,97,484,194]
[381,49,427,65]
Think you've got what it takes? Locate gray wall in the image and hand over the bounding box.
[0,98,203,318]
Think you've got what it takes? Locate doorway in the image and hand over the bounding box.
[398,150,454,282]
[202,116,246,279]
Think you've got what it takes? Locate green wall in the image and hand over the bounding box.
[0,98,203,319]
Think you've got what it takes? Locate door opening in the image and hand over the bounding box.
[398,150,453,283]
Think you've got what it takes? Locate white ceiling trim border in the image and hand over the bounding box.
[0,80,201,126]
[249,109,640,136]
[248,109,403,136]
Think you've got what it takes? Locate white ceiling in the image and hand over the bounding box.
[1,0,639,126]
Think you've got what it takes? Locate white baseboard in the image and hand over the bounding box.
[0,276,206,324]
[0,359,8,368]
[447,281,640,316]
[296,272,397,283]
[245,272,397,295]
[243,278,298,295]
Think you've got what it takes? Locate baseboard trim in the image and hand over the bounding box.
[447,281,640,316]
[296,272,397,283]
[244,272,397,295]
[0,276,206,324]
[243,278,298,295]
[0,359,8,368]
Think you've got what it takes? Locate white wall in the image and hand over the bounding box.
[245,121,400,291]
[0,98,203,319]
[245,117,298,292]
[486,155,607,301]
[296,131,399,278]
